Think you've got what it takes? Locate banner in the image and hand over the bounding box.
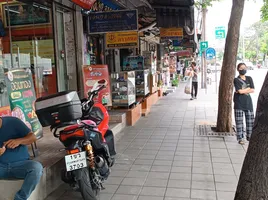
[72,0,96,10]
[122,56,144,71]
[106,31,138,49]
[5,68,43,139]
[89,10,138,33]
[82,65,112,106]
[160,27,183,42]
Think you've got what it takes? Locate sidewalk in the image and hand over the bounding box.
[46,83,247,200]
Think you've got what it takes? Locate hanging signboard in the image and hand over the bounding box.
[5,68,43,139]
[160,27,183,42]
[106,31,138,49]
[88,10,138,34]
[72,0,96,10]
[122,56,144,71]
[82,65,112,106]
[90,0,120,11]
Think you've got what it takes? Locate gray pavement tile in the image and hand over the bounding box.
[116,185,142,195]
[191,189,217,200]
[192,174,214,182]
[130,165,152,172]
[213,168,235,175]
[217,191,235,200]
[140,186,166,196]
[105,177,124,185]
[110,170,128,177]
[172,161,192,167]
[139,150,158,155]
[153,160,173,166]
[147,172,170,179]
[193,147,210,152]
[171,166,192,173]
[174,156,193,162]
[113,164,132,171]
[212,157,231,163]
[165,188,191,198]
[138,154,156,160]
[126,171,149,178]
[151,165,171,172]
[168,179,191,189]
[144,178,168,187]
[170,173,192,180]
[193,162,212,168]
[111,194,138,200]
[215,182,237,192]
[192,167,213,174]
[214,175,237,183]
[121,177,146,186]
[138,196,164,200]
[193,156,212,162]
[102,184,120,194]
[157,151,175,156]
[134,159,154,165]
[161,143,177,147]
[175,151,193,156]
[100,193,113,200]
[176,147,193,152]
[156,155,175,161]
[191,181,215,190]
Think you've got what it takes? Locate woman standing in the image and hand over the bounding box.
[233,63,255,145]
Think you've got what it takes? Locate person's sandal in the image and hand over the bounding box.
[238,140,245,145]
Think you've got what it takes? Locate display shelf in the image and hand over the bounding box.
[111,71,136,107]
[135,69,149,97]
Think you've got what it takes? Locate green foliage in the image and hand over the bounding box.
[171,75,179,87]
[261,0,268,21]
[195,0,221,9]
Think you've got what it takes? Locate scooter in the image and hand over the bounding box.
[35,79,116,200]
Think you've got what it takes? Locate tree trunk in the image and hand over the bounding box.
[216,0,246,132]
[235,72,268,199]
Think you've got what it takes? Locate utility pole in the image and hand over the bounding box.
[201,1,207,89]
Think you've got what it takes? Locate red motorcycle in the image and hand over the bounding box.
[35,79,116,200]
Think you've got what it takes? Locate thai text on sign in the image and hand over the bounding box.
[106,31,138,49]
[160,27,184,39]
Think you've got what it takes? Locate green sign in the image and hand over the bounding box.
[5,68,43,139]
[215,27,226,39]
[200,41,208,52]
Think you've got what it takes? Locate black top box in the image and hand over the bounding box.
[35,91,82,127]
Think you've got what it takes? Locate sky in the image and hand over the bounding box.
[205,0,264,48]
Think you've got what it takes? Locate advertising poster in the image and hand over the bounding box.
[5,68,43,139]
[82,65,112,106]
[89,10,138,33]
[0,106,11,117]
[122,56,144,71]
[106,31,138,49]
[72,0,96,10]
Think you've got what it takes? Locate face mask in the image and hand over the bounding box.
[239,69,247,75]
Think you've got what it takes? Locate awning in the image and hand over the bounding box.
[177,50,191,57]
[72,0,96,10]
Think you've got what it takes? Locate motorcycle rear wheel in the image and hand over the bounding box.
[78,168,100,200]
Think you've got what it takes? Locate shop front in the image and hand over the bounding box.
[0,0,85,137]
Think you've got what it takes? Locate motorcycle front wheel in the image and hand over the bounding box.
[77,168,100,200]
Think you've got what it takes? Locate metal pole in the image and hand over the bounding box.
[6,1,14,68]
[203,8,207,90]
[215,56,217,94]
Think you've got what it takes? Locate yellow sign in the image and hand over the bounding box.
[160,27,183,39]
[106,31,138,49]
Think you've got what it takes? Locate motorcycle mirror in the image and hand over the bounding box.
[98,79,107,86]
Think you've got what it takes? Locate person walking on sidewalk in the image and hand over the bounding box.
[0,116,43,200]
[233,63,255,145]
[189,62,199,100]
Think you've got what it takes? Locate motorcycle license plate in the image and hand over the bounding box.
[65,151,87,172]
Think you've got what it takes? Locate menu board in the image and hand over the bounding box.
[82,65,112,106]
[5,68,43,139]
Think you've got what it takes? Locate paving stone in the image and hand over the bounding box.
[165,188,191,198]
[111,194,138,200]
[144,178,168,187]
[191,189,217,200]
[140,187,166,196]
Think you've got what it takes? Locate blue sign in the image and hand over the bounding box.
[206,48,216,60]
[89,10,138,33]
